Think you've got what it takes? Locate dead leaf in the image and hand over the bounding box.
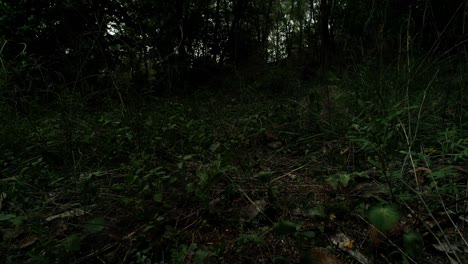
[288,173,297,180]
[454,166,468,174]
[0,177,17,182]
[351,183,386,198]
[433,241,468,254]
[17,236,38,249]
[331,233,369,264]
[240,199,266,222]
[208,197,222,213]
[409,167,432,174]
[344,240,355,249]
[264,131,279,141]
[267,141,282,149]
[45,207,90,222]
[309,247,342,264]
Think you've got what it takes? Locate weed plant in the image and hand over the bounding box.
[0,59,467,263]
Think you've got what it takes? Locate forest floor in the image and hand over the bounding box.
[1,90,467,263]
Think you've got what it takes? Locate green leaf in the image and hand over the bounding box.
[300,251,314,264]
[0,214,16,221]
[0,214,25,226]
[274,221,298,236]
[403,231,424,259]
[31,157,43,166]
[84,218,106,234]
[368,205,400,233]
[256,171,274,183]
[153,192,163,202]
[187,183,194,192]
[302,231,315,238]
[62,234,81,252]
[209,142,221,152]
[10,216,26,226]
[326,173,351,190]
[275,256,290,264]
[111,184,125,192]
[306,206,326,218]
[183,155,194,160]
[193,250,213,264]
[339,173,351,187]
[327,177,340,190]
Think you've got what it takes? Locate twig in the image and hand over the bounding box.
[270,160,313,183]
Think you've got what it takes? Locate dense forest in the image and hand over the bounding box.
[1,0,467,263]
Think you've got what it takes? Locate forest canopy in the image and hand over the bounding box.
[1,0,466,98]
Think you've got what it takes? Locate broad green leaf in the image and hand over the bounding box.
[403,231,424,258]
[256,171,274,183]
[326,173,350,190]
[0,214,16,221]
[177,162,183,169]
[368,205,400,233]
[193,250,213,264]
[84,218,106,234]
[339,173,351,187]
[153,192,163,202]
[183,155,194,160]
[306,206,326,218]
[63,234,81,252]
[111,184,124,192]
[274,221,298,236]
[209,142,220,152]
[302,231,315,238]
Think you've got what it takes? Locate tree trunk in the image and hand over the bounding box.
[213,0,221,62]
[221,0,246,65]
[319,0,332,67]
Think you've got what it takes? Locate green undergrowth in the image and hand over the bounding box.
[1,63,467,263]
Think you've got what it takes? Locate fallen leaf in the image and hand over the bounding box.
[240,200,266,222]
[331,233,369,264]
[45,207,90,222]
[344,240,355,249]
[309,247,342,264]
[267,141,282,149]
[433,241,468,254]
[17,236,38,249]
[288,173,297,180]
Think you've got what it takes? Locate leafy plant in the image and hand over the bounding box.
[170,244,198,264]
[238,232,265,246]
[61,234,81,253]
[436,128,468,163]
[83,218,107,234]
[274,220,300,236]
[367,205,400,233]
[403,231,424,260]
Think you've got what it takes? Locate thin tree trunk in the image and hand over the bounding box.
[213,0,221,62]
[319,0,331,66]
[262,0,275,61]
